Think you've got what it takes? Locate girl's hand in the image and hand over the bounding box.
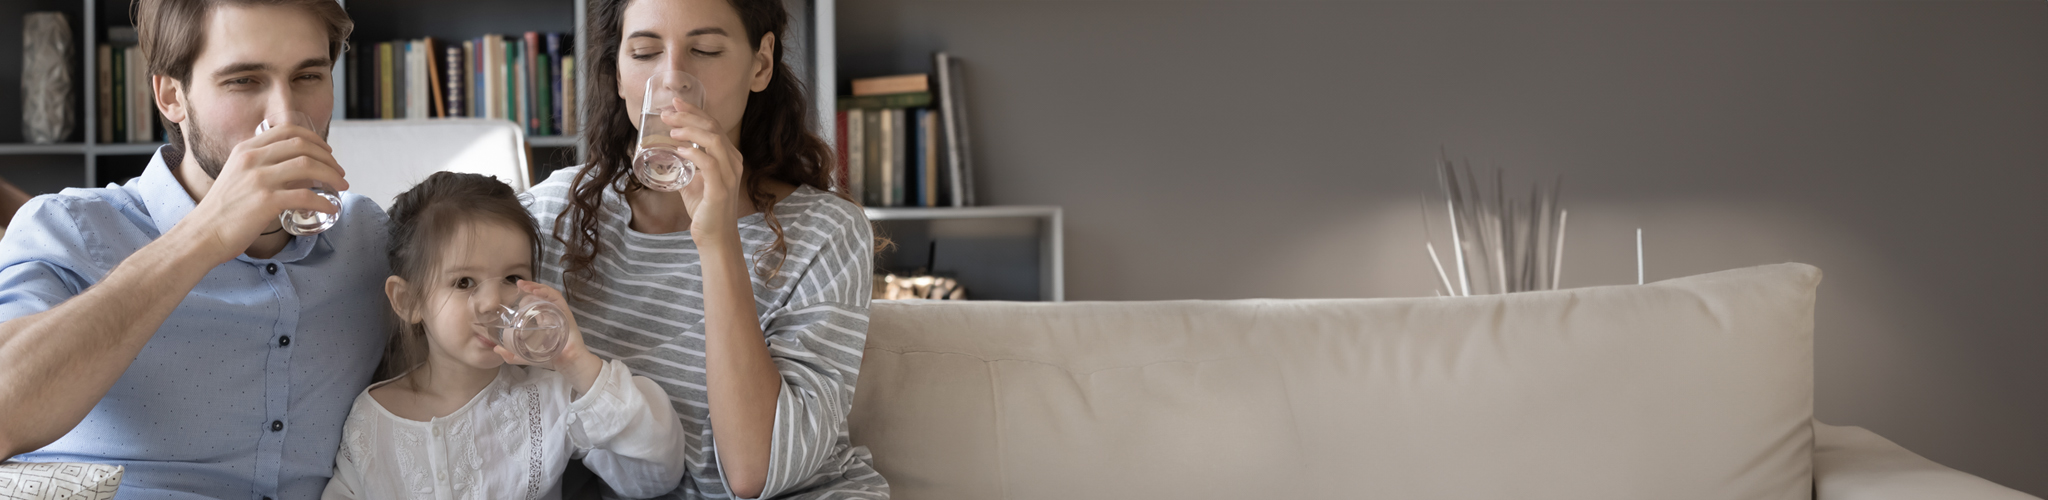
[659,96,747,237]
[494,280,606,394]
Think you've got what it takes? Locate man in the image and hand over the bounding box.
[0,0,386,498]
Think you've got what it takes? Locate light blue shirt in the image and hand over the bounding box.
[0,147,390,500]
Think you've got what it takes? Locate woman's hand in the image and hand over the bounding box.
[660,96,747,238]
[493,280,606,396]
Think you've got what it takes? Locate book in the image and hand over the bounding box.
[862,109,882,206]
[852,73,928,96]
[921,108,939,207]
[126,45,146,143]
[110,47,123,142]
[505,38,518,126]
[406,41,424,119]
[846,108,866,204]
[836,92,931,110]
[487,36,504,120]
[425,38,446,119]
[906,108,922,207]
[888,108,907,206]
[379,42,395,119]
[516,38,529,132]
[97,45,111,142]
[561,55,577,134]
[444,44,465,117]
[523,32,541,134]
[543,32,561,135]
[934,52,975,206]
[397,42,411,118]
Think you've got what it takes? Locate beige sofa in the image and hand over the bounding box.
[852,264,2039,500]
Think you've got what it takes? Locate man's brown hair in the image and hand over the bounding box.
[135,0,351,153]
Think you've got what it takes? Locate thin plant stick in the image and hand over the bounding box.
[1552,209,1568,291]
[1426,242,1455,298]
[1420,200,1457,297]
[1440,154,1471,296]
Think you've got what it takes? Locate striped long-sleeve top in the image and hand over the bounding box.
[522,166,889,499]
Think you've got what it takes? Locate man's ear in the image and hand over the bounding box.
[152,74,188,125]
[749,32,776,93]
[385,276,420,324]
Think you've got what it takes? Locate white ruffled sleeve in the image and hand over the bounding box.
[565,359,691,497]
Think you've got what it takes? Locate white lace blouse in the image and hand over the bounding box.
[321,360,689,500]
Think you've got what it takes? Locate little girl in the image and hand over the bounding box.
[323,172,687,499]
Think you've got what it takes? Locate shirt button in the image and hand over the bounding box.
[265,263,278,274]
[270,420,283,432]
[278,336,291,347]
[437,471,446,480]
[432,427,441,437]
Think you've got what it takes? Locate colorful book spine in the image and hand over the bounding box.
[543,32,560,136]
[861,109,881,206]
[379,43,395,119]
[125,45,145,143]
[101,45,117,143]
[561,54,577,134]
[921,109,939,207]
[111,47,124,143]
[425,38,445,119]
[906,108,923,207]
[532,32,548,135]
[444,44,464,118]
[937,53,975,206]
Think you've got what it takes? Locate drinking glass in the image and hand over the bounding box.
[254,111,341,236]
[474,287,569,364]
[632,71,705,192]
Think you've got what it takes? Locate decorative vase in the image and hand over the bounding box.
[22,12,75,145]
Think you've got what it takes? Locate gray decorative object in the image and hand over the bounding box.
[22,12,76,145]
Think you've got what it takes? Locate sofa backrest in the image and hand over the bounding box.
[852,263,1820,500]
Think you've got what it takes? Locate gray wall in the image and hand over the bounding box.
[841,0,2048,494]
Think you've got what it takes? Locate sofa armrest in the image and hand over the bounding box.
[1814,421,2040,500]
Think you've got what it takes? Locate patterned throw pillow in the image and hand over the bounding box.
[0,462,121,500]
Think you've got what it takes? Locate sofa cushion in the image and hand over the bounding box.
[852,263,1820,500]
[0,462,121,499]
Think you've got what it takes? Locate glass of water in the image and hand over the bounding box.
[632,71,704,192]
[254,111,341,236]
[474,286,569,364]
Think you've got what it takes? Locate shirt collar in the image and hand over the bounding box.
[137,145,321,263]
[137,147,195,237]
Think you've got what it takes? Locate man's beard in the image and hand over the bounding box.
[183,112,238,180]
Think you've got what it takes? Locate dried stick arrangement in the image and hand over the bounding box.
[1425,151,1567,296]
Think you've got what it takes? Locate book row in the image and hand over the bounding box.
[345,32,578,137]
[835,52,977,208]
[95,28,166,143]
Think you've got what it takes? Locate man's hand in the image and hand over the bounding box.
[170,122,350,265]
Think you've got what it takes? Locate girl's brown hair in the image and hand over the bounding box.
[559,0,843,292]
[377,172,541,384]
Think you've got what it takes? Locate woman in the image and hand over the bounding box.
[522,0,887,497]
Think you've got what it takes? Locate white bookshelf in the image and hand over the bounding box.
[866,206,1063,301]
